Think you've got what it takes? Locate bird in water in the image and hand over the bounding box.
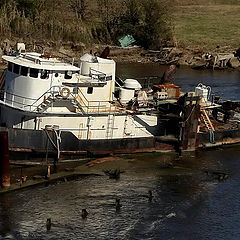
[115,198,122,211]
[143,190,153,202]
[103,169,124,179]
[46,218,51,231]
[81,209,88,219]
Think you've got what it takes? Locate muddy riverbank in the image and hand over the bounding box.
[1,40,240,70]
[0,154,176,195]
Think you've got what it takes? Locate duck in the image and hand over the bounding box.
[143,190,153,202]
[115,198,122,211]
[81,209,88,219]
[46,218,51,231]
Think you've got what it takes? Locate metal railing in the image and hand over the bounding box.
[89,68,107,81]
[30,85,60,111]
[0,90,41,110]
[0,85,180,115]
[0,86,120,115]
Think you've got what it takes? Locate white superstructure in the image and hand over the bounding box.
[0,45,160,140]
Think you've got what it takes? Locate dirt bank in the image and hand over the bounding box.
[0,39,240,70]
[0,153,177,194]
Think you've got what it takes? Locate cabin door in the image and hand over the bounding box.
[51,71,61,89]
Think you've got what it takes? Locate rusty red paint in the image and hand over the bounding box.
[0,132,10,187]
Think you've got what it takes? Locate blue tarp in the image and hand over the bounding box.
[118,35,136,47]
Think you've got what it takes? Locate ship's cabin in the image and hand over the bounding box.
[2,49,116,114]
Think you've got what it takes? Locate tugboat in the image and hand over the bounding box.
[1,43,239,160]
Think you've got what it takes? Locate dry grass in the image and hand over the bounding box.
[173,1,240,49]
[174,0,240,5]
[0,0,240,51]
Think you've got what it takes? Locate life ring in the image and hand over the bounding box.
[60,87,70,99]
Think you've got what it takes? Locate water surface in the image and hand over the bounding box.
[1,65,240,239]
[1,148,240,240]
[117,63,240,100]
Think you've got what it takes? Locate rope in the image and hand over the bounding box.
[54,129,61,159]
[44,129,62,159]
[183,105,196,123]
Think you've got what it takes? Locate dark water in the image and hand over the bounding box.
[2,65,240,239]
[117,63,240,100]
[1,148,240,240]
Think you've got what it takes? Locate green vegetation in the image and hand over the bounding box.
[174,0,240,49]
[0,0,173,49]
[0,0,239,51]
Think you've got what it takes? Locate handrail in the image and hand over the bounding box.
[20,53,75,67]
[1,89,39,101]
[0,82,177,114]
[89,68,106,81]
[30,85,60,108]
[76,88,89,105]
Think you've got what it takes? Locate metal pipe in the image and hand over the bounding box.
[0,132,10,187]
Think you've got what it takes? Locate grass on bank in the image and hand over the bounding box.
[174,2,240,50]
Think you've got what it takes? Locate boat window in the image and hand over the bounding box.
[87,87,93,94]
[40,70,49,79]
[73,87,78,94]
[13,64,20,74]
[8,62,13,72]
[65,71,72,79]
[20,66,28,76]
[30,68,39,78]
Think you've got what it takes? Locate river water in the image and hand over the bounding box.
[117,63,240,100]
[1,65,240,240]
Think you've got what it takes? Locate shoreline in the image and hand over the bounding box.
[0,40,240,71]
[0,154,175,195]
[0,142,236,195]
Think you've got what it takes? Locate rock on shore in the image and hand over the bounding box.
[0,39,240,70]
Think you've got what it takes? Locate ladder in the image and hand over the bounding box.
[106,114,115,139]
[71,98,86,114]
[0,69,6,90]
[200,109,215,131]
[36,95,55,112]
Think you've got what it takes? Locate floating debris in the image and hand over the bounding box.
[46,218,51,231]
[115,198,122,211]
[166,212,176,218]
[143,190,153,202]
[81,209,88,219]
[103,169,124,179]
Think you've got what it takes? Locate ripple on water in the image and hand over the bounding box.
[1,149,240,239]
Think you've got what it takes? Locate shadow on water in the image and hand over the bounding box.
[0,194,18,239]
[0,147,240,239]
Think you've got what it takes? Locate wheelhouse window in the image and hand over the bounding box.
[8,62,13,72]
[40,69,49,79]
[13,64,20,74]
[65,71,72,79]
[87,87,93,94]
[20,66,28,76]
[30,68,39,78]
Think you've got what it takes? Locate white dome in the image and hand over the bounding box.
[124,79,142,90]
[79,53,97,63]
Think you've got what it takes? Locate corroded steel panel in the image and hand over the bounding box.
[0,132,10,187]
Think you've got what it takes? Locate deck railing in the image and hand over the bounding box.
[0,85,181,115]
[0,87,120,115]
